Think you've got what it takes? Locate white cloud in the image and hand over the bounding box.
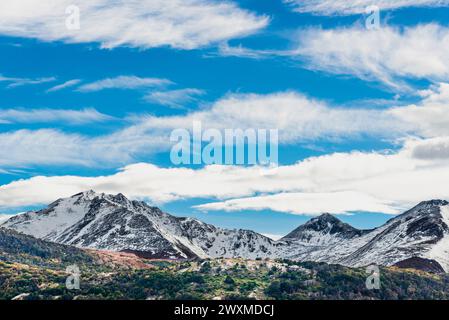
[215,42,284,59]
[77,76,172,92]
[284,0,449,15]
[0,128,168,167]
[0,74,56,88]
[2,137,449,214]
[144,88,205,108]
[294,24,449,90]
[388,83,449,137]
[0,214,13,224]
[0,0,268,50]
[261,233,283,241]
[46,79,81,93]
[407,136,449,160]
[2,83,449,169]
[0,129,95,167]
[0,108,113,125]
[137,91,405,143]
[0,91,394,168]
[195,192,398,215]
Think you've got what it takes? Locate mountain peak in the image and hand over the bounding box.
[282,213,363,241]
[416,199,449,208]
[391,199,449,222]
[106,192,130,205]
[313,213,340,223]
[301,213,345,230]
[71,190,134,205]
[72,190,101,199]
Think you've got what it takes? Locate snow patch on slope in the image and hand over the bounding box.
[425,205,449,271]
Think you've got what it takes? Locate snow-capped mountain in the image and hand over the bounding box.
[1,191,280,260]
[3,191,449,272]
[282,213,368,244]
[280,200,449,272]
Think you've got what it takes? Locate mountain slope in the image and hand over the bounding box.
[0,227,94,267]
[281,200,449,272]
[2,191,280,260]
[340,200,449,269]
[4,191,449,272]
[277,213,372,264]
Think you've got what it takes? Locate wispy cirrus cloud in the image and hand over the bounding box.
[0,108,113,125]
[46,79,81,93]
[0,128,167,168]
[0,74,56,88]
[388,83,449,137]
[294,24,449,91]
[215,43,281,59]
[77,76,172,92]
[0,0,268,50]
[137,91,405,143]
[1,83,449,169]
[284,0,449,15]
[0,90,399,168]
[144,88,205,108]
[217,24,449,91]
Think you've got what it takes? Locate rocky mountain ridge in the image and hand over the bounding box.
[3,191,449,272]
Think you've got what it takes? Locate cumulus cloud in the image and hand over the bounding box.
[295,24,449,90]
[0,108,113,125]
[0,0,268,50]
[144,88,205,108]
[77,76,172,92]
[408,137,449,160]
[1,137,449,214]
[284,0,449,15]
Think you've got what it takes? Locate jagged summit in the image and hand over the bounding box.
[2,191,278,260]
[282,213,363,241]
[403,199,449,217]
[418,199,449,207]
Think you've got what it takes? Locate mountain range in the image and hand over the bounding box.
[2,191,449,273]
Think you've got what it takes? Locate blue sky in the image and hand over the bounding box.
[1,0,449,238]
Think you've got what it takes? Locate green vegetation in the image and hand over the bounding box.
[3,228,449,300]
[3,255,449,300]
